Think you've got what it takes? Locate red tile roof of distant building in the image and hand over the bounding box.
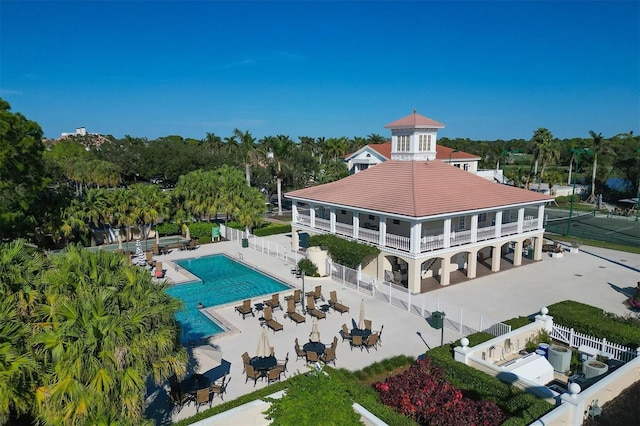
[349,142,479,161]
[384,110,445,129]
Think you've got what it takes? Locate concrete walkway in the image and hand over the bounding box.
[143,235,640,425]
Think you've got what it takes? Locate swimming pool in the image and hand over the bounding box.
[166,254,292,343]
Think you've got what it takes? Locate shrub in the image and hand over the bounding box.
[253,223,291,236]
[156,222,180,236]
[297,258,319,277]
[307,234,379,269]
[503,316,533,330]
[548,300,640,348]
[188,222,218,240]
[374,357,506,426]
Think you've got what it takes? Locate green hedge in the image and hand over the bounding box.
[253,223,291,236]
[155,222,180,236]
[503,316,533,330]
[307,234,379,269]
[427,335,553,425]
[548,300,640,348]
[188,222,218,240]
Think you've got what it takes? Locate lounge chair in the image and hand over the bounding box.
[244,364,262,387]
[340,324,352,342]
[306,351,319,364]
[195,387,211,412]
[152,244,162,256]
[294,338,306,360]
[322,347,336,366]
[350,335,363,351]
[154,261,165,279]
[209,375,229,401]
[235,299,255,319]
[363,333,379,352]
[284,298,306,324]
[328,291,349,314]
[284,289,301,305]
[305,285,325,302]
[306,296,326,320]
[145,252,156,268]
[263,293,282,311]
[263,306,284,333]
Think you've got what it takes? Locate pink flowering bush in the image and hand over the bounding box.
[373,357,505,426]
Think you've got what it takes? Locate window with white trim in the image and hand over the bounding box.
[418,135,428,151]
[397,135,410,152]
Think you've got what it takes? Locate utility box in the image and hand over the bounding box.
[431,311,444,329]
[242,238,249,248]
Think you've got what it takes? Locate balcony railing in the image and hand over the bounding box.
[359,227,380,244]
[421,235,445,251]
[450,229,472,246]
[298,214,311,226]
[523,219,538,231]
[501,222,519,236]
[315,217,331,231]
[386,233,410,251]
[477,226,496,241]
[334,221,353,237]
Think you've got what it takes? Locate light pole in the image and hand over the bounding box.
[566,148,590,237]
[440,312,446,347]
[294,267,306,311]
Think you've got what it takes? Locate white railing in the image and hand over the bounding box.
[334,221,353,237]
[328,260,511,338]
[501,222,519,236]
[476,226,496,241]
[421,235,445,251]
[219,224,303,266]
[358,227,380,244]
[551,323,638,362]
[315,217,331,231]
[386,233,410,251]
[523,219,538,231]
[297,214,311,226]
[450,229,472,246]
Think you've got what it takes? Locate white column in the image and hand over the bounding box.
[494,211,503,238]
[517,207,524,234]
[470,214,478,243]
[330,208,336,233]
[378,216,386,246]
[410,222,421,254]
[537,204,545,230]
[352,212,359,239]
[443,218,451,248]
[292,204,298,223]
[310,204,316,228]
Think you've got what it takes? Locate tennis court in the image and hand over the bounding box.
[539,208,640,247]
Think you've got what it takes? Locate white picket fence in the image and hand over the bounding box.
[551,323,639,362]
[219,224,511,339]
[328,261,511,338]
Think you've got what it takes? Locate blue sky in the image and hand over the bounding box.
[2,1,639,141]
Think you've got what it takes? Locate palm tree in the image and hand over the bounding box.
[366,133,386,144]
[325,137,348,162]
[530,129,559,192]
[586,131,615,203]
[233,128,258,186]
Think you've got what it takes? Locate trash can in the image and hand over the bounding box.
[431,311,444,329]
[527,248,534,259]
[241,238,249,248]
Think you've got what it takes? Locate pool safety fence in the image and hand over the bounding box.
[327,260,511,338]
[220,224,303,266]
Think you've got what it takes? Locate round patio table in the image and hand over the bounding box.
[303,341,326,356]
[250,356,277,373]
[180,374,211,396]
[350,328,371,339]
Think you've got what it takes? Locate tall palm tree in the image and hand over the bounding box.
[233,128,258,186]
[366,133,386,144]
[325,137,348,162]
[586,131,615,203]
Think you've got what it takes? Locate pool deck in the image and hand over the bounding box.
[143,234,640,425]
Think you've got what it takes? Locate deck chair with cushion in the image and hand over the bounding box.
[284,298,306,324]
[263,306,284,333]
[210,375,229,401]
[294,338,306,360]
[235,299,255,319]
[195,388,211,412]
[263,293,282,311]
[154,261,165,279]
[284,289,301,305]
[305,285,325,302]
[306,296,326,320]
[329,291,349,314]
[340,324,352,342]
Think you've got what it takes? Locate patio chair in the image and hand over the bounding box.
[145,251,156,268]
[284,289,301,305]
[305,285,325,302]
[284,298,306,324]
[154,261,165,279]
[168,384,192,413]
[235,299,255,319]
[306,351,319,364]
[188,239,198,250]
[210,375,229,401]
[306,296,326,320]
[266,367,282,384]
[363,333,379,352]
[329,291,349,314]
[350,335,363,351]
[244,364,262,387]
[275,352,289,377]
[263,306,284,333]
[330,336,338,350]
[212,226,221,242]
[263,293,282,311]
[322,347,337,366]
[294,338,306,360]
[340,324,352,342]
[195,387,211,412]
[374,325,384,346]
[152,244,161,256]
[364,319,372,331]
[241,352,251,373]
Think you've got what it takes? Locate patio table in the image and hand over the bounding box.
[250,356,277,373]
[180,374,211,396]
[303,341,326,356]
[350,328,371,339]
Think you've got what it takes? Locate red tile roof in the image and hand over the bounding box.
[364,142,479,161]
[385,111,445,129]
[287,160,551,217]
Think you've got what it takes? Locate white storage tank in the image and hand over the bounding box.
[547,345,572,372]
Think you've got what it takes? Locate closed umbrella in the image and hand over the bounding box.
[310,317,320,342]
[358,299,365,330]
[256,327,271,358]
[185,225,191,241]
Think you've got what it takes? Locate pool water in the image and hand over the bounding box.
[166,254,291,343]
